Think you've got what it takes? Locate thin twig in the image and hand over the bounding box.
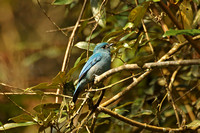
[89,74,138,92]
[0,89,34,118]
[135,0,154,55]
[37,0,68,37]
[0,92,74,99]
[87,0,106,59]
[168,67,181,127]
[69,91,93,128]
[56,0,88,103]
[46,20,96,33]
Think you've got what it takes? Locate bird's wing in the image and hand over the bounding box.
[78,52,102,82]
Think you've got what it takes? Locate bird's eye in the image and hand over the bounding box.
[102,45,106,49]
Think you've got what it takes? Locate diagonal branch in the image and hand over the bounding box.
[100,69,151,107]
[97,106,191,132]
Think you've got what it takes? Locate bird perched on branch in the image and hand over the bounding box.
[72,42,112,103]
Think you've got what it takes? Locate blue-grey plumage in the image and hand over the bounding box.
[72,42,112,103]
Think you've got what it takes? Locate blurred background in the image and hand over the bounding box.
[0,0,80,132]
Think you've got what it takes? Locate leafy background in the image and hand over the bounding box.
[0,0,200,132]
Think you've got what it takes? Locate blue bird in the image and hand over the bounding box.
[72,42,112,103]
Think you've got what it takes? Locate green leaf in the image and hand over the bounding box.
[0,122,36,131]
[75,41,96,51]
[163,29,200,37]
[25,72,66,91]
[103,30,124,42]
[52,71,67,84]
[74,52,86,68]
[123,22,134,30]
[130,32,144,55]
[33,103,61,113]
[9,114,33,123]
[52,0,74,5]
[26,82,58,91]
[119,31,136,42]
[65,58,86,80]
[192,10,200,28]
[98,112,111,118]
[186,120,200,130]
[153,0,160,2]
[86,30,102,41]
[90,0,106,27]
[114,102,133,110]
[130,110,153,117]
[131,97,145,115]
[128,2,149,27]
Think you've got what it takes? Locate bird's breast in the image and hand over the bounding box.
[86,55,111,81]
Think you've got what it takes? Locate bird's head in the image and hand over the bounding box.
[93,42,113,53]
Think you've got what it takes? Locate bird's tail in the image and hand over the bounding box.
[72,80,86,103]
[72,87,80,103]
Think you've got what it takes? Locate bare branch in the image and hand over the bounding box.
[95,59,200,84]
[97,106,190,132]
[100,69,151,107]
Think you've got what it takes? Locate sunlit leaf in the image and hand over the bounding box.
[192,10,200,28]
[164,109,174,117]
[163,29,200,37]
[114,108,129,115]
[0,122,36,131]
[52,0,75,5]
[191,65,200,78]
[128,2,149,27]
[90,0,106,27]
[123,22,134,30]
[178,0,193,29]
[186,120,200,130]
[98,112,111,118]
[75,41,96,51]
